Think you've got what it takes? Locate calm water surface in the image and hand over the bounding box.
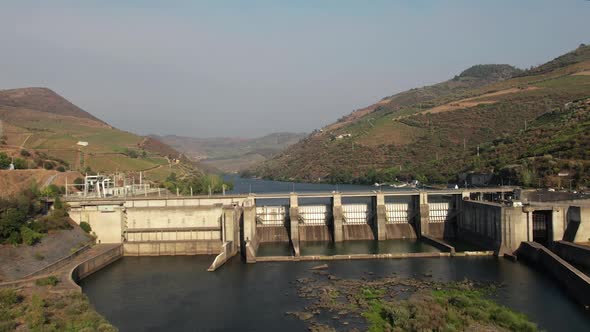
[81,256,590,332]
[225,174,416,194]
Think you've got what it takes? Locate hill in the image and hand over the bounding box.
[0,87,198,183]
[0,87,105,124]
[253,44,590,188]
[156,132,306,173]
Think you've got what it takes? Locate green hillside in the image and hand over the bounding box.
[253,44,590,188]
[0,88,198,182]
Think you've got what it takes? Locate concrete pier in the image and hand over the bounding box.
[332,194,344,242]
[289,194,301,256]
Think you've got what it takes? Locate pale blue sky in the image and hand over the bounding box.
[0,0,588,137]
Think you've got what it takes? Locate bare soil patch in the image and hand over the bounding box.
[423,87,539,114]
[0,170,82,198]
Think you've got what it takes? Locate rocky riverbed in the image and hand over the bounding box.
[287,266,538,332]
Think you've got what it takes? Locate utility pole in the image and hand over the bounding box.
[524,120,527,131]
[463,137,466,151]
[477,145,480,157]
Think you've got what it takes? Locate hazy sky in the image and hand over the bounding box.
[1,1,588,138]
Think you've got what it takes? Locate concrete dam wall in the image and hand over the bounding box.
[64,187,589,264]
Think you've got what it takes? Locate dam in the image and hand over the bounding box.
[65,185,589,268]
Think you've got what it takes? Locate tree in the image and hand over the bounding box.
[79,222,92,233]
[13,158,27,169]
[0,152,10,169]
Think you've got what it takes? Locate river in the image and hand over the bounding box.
[80,177,590,331]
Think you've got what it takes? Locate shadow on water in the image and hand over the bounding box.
[257,242,292,256]
[257,239,441,257]
[300,239,439,256]
[80,256,590,332]
[444,239,488,252]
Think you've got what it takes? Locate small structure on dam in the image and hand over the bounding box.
[64,187,590,269]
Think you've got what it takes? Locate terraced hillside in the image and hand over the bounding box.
[0,88,198,182]
[254,44,590,188]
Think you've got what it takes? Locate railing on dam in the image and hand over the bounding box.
[385,203,413,223]
[299,205,331,225]
[256,206,288,226]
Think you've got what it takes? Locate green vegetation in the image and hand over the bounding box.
[457,64,522,80]
[0,185,71,245]
[0,152,10,169]
[293,276,538,332]
[0,288,21,332]
[0,287,116,332]
[35,276,59,287]
[79,222,92,234]
[361,286,537,332]
[162,173,233,195]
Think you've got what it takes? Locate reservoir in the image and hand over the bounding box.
[79,177,590,331]
[80,256,590,332]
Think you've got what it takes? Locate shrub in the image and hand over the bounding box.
[0,288,20,306]
[13,158,27,169]
[80,222,92,233]
[20,226,43,245]
[20,149,31,157]
[26,295,46,329]
[33,252,45,261]
[35,276,59,287]
[5,232,21,245]
[56,166,66,172]
[0,153,9,169]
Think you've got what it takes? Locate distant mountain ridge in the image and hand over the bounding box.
[253,44,590,188]
[156,132,306,173]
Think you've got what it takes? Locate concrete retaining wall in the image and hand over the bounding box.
[517,242,590,308]
[553,241,590,270]
[71,245,123,282]
[422,235,455,254]
[123,240,221,256]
